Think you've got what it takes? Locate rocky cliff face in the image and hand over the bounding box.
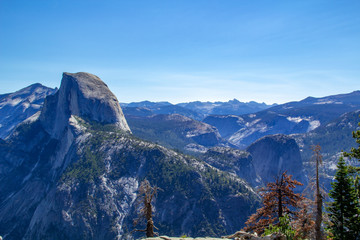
[0,83,56,139]
[0,72,259,240]
[247,134,306,187]
[40,72,131,138]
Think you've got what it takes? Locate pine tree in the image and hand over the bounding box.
[343,117,360,160]
[244,171,304,235]
[326,157,360,240]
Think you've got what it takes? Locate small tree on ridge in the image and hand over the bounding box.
[133,179,161,237]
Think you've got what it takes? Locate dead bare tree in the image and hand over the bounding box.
[133,179,161,237]
[312,145,324,240]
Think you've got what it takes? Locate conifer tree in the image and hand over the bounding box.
[344,117,360,160]
[244,171,304,235]
[326,156,360,240]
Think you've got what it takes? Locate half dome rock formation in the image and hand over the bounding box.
[40,72,131,138]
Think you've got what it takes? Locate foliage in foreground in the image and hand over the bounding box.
[263,214,295,240]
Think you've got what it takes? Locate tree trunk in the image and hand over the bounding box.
[146,218,155,237]
[314,145,323,240]
[278,188,283,219]
[145,200,154,237]
[315,192,322,240]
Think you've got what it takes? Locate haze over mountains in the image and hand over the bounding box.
[120,99,275,121]
[0,72,360,239]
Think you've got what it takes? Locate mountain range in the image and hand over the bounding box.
[204,90,360,148]
[120,99,274,121]
[0,73,260,239]
[1,73,359,239]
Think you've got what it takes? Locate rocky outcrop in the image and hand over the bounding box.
[223,230,285,240]
[247,134,306,186]
[40,72,130,138]
[0,83,56,139]
[140,231,286,240]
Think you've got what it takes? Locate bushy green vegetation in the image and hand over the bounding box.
[263,215,295,240]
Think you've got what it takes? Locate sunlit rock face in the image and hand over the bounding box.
[40,72,131,138]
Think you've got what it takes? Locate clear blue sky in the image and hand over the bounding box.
[1,0,359,104]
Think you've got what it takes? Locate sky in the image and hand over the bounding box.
[0,0,360,104]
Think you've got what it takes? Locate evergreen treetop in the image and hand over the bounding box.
[327,156,360,240]
[343,119,360,160]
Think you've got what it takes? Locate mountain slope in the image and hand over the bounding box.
[294,110,360,190]
[204,90,360,148]
[122,101,203,121]
[0,72,259,240]
[0,83,56,139]
[126,113,233,154]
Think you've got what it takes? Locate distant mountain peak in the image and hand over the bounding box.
[0,83,56,139]
[40,72,131,138]
[229,98,240,103]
